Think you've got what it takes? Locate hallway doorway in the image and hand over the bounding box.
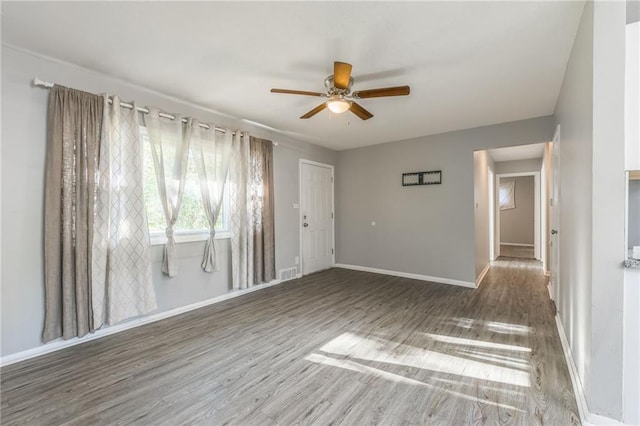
[473,143,548,285]
[496,173,539,260]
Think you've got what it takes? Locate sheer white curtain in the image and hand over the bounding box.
[144,109,192,277]
[92,95,157,327]
[229,131,253,289]
[190,121,233,272]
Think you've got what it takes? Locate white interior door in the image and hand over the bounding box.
[549,137,561,303]
[300,161,334,275]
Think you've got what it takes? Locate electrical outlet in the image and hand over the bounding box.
[294,256,299,264]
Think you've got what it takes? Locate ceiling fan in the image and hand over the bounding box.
[271,61,410,120]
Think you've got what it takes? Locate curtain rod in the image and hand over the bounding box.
[32,77,278,145]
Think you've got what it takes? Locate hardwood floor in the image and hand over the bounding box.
[1,261,579,425]
[500,244,535,259]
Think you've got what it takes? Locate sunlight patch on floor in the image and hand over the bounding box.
[455,350,529,370]
[304,353,526,413]
[448,317,533,335]
[486,321,532,335]
[317,332,530,387]
[423,333,531,353]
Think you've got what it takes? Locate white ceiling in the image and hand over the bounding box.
[1,1,584,151]
[489,142,546,162]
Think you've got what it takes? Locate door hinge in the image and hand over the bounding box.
[331,212,334,219]
[332,248,334,255]
[331,177,334,183]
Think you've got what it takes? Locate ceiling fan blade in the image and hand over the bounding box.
[271,88,325,97]
[300,103,327,119]
[349,102,373,120]
[333,61,353,90]
[352,85,410,99]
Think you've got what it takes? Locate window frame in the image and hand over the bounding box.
[140,125,231,246]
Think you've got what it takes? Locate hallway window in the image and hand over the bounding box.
[499,180,516,210]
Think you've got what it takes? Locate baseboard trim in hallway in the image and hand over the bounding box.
[554,316,624,426]
[335,263,476,288]
[476,263,491,287]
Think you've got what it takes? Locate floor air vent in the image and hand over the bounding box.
[279,267,298,282]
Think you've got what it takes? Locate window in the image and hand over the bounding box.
[140,126,230,244]
[499,180,516,210]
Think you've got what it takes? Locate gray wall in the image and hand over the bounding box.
[630,179,640,249]
[494,158,542,174]
[335,116,555,284]
[628,0,640,24]
[554,0,626,419]
[554,0,594,409]
[0,46,336,357]
[499,176,535,245]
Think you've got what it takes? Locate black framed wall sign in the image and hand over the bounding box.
[402,170,442,186]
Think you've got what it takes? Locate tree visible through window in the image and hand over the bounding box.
[141,127,228,236]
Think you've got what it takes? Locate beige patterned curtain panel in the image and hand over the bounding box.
[250,137,275,285]
[91,96,157,328]
[229,135,275,289]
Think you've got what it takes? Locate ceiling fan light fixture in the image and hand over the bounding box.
[271,61,409,120]
[326,96,351,114]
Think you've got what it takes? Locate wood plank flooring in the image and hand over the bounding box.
[1,260,579,425]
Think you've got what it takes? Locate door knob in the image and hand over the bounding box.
[551,229,558,235]
[303,223,309,227]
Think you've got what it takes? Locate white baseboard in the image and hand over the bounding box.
[501,242,535,247]
[554,316,625,425]
[476,263,491,287]
[1,278,291,367]
[335,264,476,289]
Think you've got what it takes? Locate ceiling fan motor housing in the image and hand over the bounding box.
[324,75,354,96]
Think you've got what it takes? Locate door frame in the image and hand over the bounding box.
[489,168,496,261]
[495,171,541,260]
[299,159,335,276]
[549,125,561,304]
